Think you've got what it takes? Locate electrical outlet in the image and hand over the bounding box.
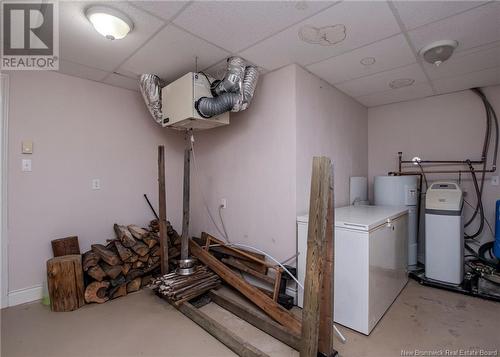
[220,198,227,209]
[492,176,499,186]
[21,159,31,172]
[92,179,101,190]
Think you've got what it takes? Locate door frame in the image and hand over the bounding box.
[1,74,9,308]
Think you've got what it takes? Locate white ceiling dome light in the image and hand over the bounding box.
[419,40,458,67]
[86,6,134,40]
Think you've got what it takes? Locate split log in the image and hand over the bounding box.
[127,225,148,240]
[114,241,133,262]
[100,262,122,279]
[91,244,120,266]
[138,254,150,263]
[110,284,127,299]
[126,269,144,281]
[126,253,139,263]
[110,275,126,287]
[121,263,132,276]
[85,281,109,304]
[51,236,80,257]
[113,224,136,248]
[142,275,152,287]
[131,240,149,257]
[87,265,106,281]
[47,255,85,312]
[82,251,100,271]
[150,245,160,257]
[127,277,142,293]
[132,260,145,269]
[142,235,158,249]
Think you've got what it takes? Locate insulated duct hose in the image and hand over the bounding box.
[139,74,165,124]
[196,92,241,118]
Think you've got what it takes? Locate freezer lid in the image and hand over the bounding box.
[335,205,408,231]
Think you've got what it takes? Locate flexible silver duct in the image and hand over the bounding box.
[212,56,246,96]
[241,66,259,110]
[139,74,165,124]
[196,92,240,118]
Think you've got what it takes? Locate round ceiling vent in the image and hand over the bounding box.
[389,78,415,89]
[298,24,346,46]
[419,40,458,66]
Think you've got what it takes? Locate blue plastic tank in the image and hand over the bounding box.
[495,200,500,259]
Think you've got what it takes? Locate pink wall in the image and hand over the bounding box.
[295,66,368,214]
[189,65,298,261]
[189,64,368,263]
[368,86,500,245]
[7,71,183,291]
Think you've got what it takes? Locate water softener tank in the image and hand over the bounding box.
[495,200,500,259]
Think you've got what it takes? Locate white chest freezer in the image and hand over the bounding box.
[297,205,409,335]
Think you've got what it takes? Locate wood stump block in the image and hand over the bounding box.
[47,255,85,312]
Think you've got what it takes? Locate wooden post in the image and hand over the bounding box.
[181,130,191,260]
[300,157,332,357]
[158,145,169,274]
[47,255,85,311]
[318,166,334,356]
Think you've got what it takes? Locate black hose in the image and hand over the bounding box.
[465,164,485,239]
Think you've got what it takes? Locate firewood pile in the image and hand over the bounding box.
[150,266,220,305]
[82,220,181,304]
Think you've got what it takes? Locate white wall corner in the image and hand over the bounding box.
[8,285,43,307]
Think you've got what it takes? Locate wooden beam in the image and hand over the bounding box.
[221,257,274,284]
[181,131,191,260]
[300,157,331,357]
[158,145,168,274]
[189,239,302,335]
[318,166,335,356]
[177,301,269,357]
[209,290,301,351]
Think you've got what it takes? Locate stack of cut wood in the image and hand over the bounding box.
[150,266,220,306]
[83,220,181,304]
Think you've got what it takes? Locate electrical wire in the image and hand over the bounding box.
[190,132,229,241]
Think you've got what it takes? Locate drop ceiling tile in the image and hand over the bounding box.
[432,66,500,94]
[239,1,401,70]
[59,1,164,71]
[57,60,109,82]
[407,2,500,55]
[392,1,487,31]
[130,1,189,21]
[103,73,140,91]
[120,25,230,83]
[424,43,500,80]
[307,34,416,85]
[355,82,433,107]
[173,1,335,53]
[335,63,428,98]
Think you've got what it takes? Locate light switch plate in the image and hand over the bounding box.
[22,140,33,154]
[22,159,32,172]
[491,176,499,186]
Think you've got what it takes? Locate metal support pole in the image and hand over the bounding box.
[181,130,192,260]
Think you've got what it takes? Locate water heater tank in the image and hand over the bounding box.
[374,175,419,268]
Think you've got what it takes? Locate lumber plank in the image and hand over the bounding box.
[158,145,168,274]
[209,290,301,351]
[318,168,335,355]
[51,236,80,257]
[190,239,302,335]
[221,257,274,284]
[181,132,191,260]
[178,302,269,357]
[300,157,331,357]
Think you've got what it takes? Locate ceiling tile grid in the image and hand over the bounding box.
[173,1,336,53]
[56,1,500,105]
[239,1,401,71]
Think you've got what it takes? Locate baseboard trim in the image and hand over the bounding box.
[8,285,42,307]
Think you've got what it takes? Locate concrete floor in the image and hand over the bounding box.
[1,280,499,357]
